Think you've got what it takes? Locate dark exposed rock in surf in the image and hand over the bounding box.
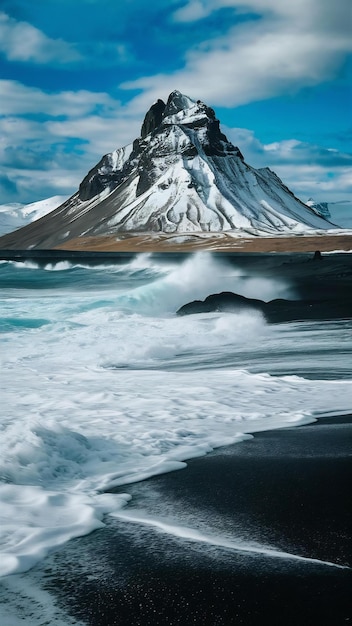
[176,290,352,322]
[177,292,264,316]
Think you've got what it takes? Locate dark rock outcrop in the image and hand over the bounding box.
[141,99,166,139]
[79,153,135,202]
[177,292,264,316]
[176,290,352,322]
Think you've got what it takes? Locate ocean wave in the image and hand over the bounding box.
[0,252,351,577]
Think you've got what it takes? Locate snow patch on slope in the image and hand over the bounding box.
[0,196,67,236]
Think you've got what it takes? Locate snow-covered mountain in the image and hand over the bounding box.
[0,196,67,237]
[0,91,337,249]
[305,198,331,219]
[305,199,352,228]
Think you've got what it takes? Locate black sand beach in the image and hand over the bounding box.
[36,415,352,626]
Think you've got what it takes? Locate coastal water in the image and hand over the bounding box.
[0,252,351,623]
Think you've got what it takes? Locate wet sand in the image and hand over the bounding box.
[37,415,351,626]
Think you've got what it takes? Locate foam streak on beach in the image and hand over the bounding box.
[0,251,351,624]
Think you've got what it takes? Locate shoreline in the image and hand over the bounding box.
[53,232,352,253]
[9,413,350,626]
[0,231,352,256]
[3,250,352,626]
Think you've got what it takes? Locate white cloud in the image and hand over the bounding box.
[0,81,142,203]
[272,164,352,205]
[225,126,352,203]
[0,80,119,118]
[173,0,210,22]
[122,0,352,109]
[173,0,350,30]
[46,114,140,156]
[0,11,81,64]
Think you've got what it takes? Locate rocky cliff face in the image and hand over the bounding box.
[0,90,336,250]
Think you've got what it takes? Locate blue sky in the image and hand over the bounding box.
[0,0,351,212]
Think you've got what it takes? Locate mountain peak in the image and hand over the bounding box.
[139,90,242,163]
[164,90,196,115]
[140,90,219,137]
[140,90,210,139]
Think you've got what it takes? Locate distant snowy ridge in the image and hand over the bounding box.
[305,199,352,228]
[0,196,67,237]
[0,91,339,249]
[305,198,331,219]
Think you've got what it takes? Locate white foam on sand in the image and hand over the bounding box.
[0,573,85,626]
[114,511,349,570]
[0,485,130,576]
[1,361,351,576]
